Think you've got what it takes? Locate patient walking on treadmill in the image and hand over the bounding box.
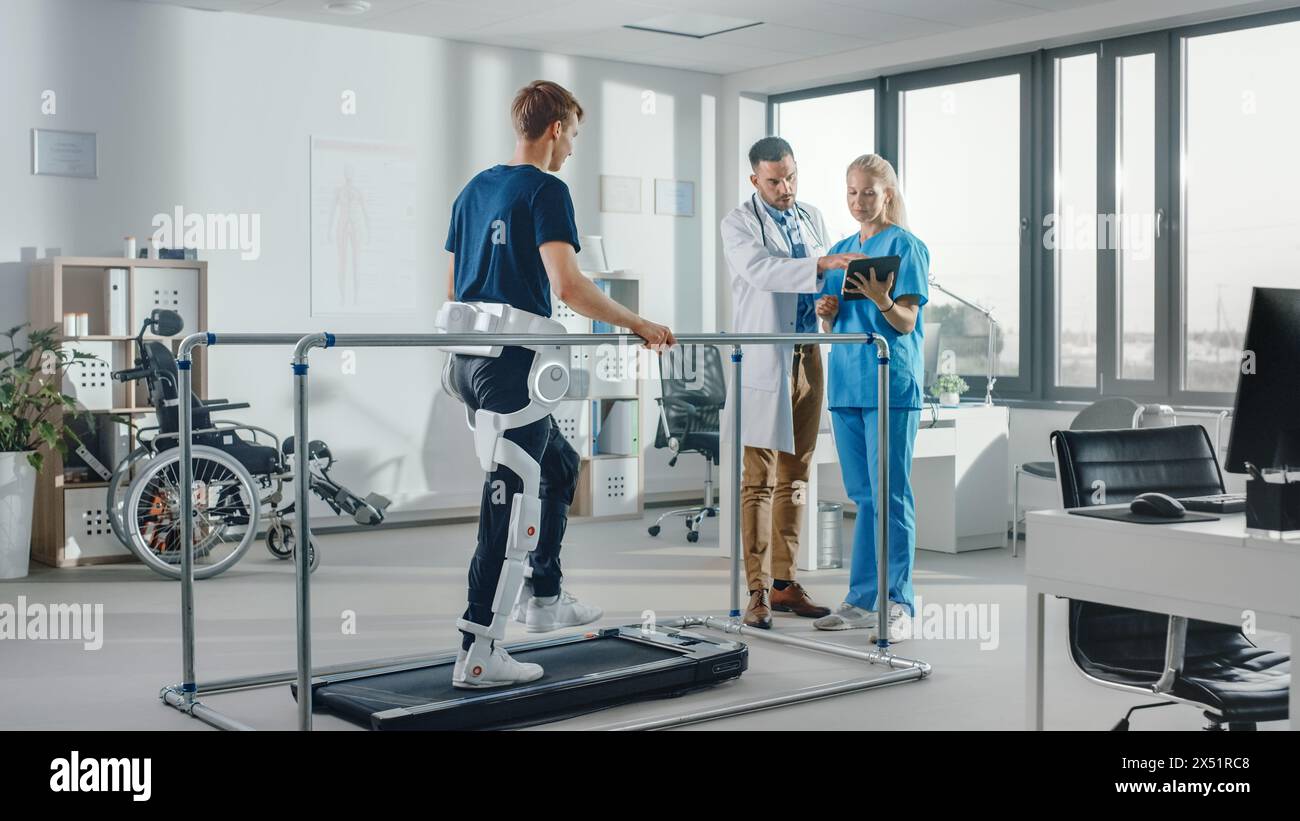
[444,81,676,688]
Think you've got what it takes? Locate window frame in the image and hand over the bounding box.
[765,6,1300,409]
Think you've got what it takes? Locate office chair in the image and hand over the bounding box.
[1049,425,1290,730]
[647,344,725,543]
[1010,398,1176,556]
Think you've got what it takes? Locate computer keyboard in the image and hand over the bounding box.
[1178,493,1247,514]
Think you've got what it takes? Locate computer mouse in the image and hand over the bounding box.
[1129,492,1186,519]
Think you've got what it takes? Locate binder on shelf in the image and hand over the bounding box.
[576,235,611,274]
[594,399,638,456]
[105,268,129,336]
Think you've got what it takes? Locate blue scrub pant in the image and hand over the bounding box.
[830,407,920,616]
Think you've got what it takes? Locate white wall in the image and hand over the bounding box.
[0,0,722,516]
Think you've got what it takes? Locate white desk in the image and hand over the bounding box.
[1025,507,1300,730]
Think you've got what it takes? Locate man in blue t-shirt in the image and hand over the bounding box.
[444,81,675,688]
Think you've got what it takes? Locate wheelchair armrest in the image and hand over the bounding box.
[201,397,231,405]
[200,402,251,413]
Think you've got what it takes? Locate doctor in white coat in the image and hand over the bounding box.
[721,136,865,629]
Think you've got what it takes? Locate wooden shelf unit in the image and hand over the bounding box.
[553,270,645,520]
[27,256,208,568]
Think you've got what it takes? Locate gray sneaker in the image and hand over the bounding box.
[813,602,876,631]
[868,602,911,644]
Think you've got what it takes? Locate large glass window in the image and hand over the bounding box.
[901,73,1021,379]
[1116,53,1157,381]
[1054,52,1098,388]
[773,88,874,243]
[1182,20,1300,392]
[769,11,1300,404]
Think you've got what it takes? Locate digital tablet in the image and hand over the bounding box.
[842,255,901,300]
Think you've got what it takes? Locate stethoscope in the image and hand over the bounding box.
[749,193,825,252]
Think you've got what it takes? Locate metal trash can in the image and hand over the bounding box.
[817,501,844,569]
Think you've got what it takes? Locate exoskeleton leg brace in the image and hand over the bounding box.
[436,301,570,684]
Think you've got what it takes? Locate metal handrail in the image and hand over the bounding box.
[165,330,924,731]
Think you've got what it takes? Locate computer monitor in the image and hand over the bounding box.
[923,322,942,391]
[1224,287,1300,473]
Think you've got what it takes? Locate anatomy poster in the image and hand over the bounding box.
[310,137,418,316]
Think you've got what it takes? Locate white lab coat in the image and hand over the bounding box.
[721,194,829,453]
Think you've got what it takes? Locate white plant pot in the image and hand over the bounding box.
[939,391,961,407]
[0,451,38,579]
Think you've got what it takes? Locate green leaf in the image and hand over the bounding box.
[27,451,43,472]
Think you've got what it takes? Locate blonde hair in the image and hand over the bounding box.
[846,154,908,231]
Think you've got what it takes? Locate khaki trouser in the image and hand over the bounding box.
[742,344,824,592]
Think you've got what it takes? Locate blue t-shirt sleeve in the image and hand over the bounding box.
[893,234,930,306]
[532,178,581,252]
[444,194,460,253]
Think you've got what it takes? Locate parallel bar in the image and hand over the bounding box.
[729,346,743,619]
[604,670,924,731]
[876,347,890,650]
[194,651,443,695]
[166,329,915,732]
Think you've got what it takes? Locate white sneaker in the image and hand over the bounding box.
[452,644,544,689]
[867,602,911,644]
[813,602,876,631]
[525,589,603,633]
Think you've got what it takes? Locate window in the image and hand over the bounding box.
[1053,52,1098,388]
[767,9,1300,406]
[901,72,1023,380]
[1116,53,1157,382]
[773,88,875,242]
[1181,20,1300,392]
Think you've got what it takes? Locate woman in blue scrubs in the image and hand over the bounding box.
[812,154,929,643]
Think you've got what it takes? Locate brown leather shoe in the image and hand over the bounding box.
[743,588,772,630]
[771,582,832,619]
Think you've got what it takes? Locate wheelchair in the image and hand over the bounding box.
[107,310,391,580]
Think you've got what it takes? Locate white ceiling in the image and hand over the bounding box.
[133,0,1113,74]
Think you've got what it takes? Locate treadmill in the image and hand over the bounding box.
[292,624,747,730]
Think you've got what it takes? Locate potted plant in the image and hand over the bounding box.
[931,373,969,408]
[1,325,92,579]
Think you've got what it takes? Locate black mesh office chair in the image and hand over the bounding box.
[1050,425,1290,730]
[647,344,725,543]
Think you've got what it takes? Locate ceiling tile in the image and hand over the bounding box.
[710,22,868,57]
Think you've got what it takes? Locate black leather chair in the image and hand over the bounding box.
[1050,425,1290,730]
[647,344,725,543]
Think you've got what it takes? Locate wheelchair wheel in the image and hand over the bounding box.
[264,521,294,560]
[108,445,154,549]
[124,445,260,580]
[266,523,319,573]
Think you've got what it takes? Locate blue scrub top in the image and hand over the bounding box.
[821,225,930,410]
[445,164,580,318]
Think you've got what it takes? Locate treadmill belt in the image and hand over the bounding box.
[297,626,747,730]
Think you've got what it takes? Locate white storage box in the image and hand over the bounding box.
[551,298,590,335]
[63,341,117,411]
[133,266,199,336]
[589,456,638,517]
[588,342,638,397]
[552,400,590,458]
[63,487,131,560]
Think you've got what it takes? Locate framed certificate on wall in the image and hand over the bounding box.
[32,128,98,179]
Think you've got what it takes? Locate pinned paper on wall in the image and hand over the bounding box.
[654,179,694,217]
[600,175,641,214]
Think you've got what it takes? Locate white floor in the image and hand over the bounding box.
[0,510,1288,731]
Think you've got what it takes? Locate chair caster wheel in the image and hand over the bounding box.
[648,525,661,537]
[686,530,699,543]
